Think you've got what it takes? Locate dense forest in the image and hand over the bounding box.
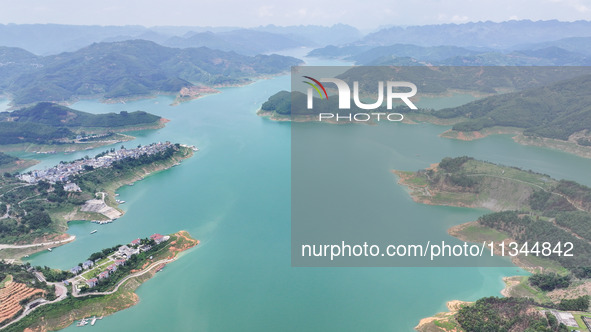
[411,156,591,280]
[456,297,569,332]
[432,74,591,142]
[529,273,571,291]
[479,211,591,277]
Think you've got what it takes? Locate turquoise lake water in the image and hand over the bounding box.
[14,52,591,331]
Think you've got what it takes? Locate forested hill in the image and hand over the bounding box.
[398,156,591,276]
[0,152,17,166]
[1,102,160,128]
[0,40,302,105]
[434,74,591,141]
[0,102,161,145]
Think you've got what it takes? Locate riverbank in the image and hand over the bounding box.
[3,231,199,332]
[0,145,195,261]
[414,300,470,332]
[55,145,194,228]
[396,158,591,331]
[0,158,39,174]
[440,126,591,160]
[0,118,168,156]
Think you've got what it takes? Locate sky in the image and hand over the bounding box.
[0,0,589,29]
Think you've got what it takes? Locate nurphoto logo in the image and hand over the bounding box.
[303,76,418,122]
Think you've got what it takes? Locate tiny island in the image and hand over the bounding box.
[395,157,591,331]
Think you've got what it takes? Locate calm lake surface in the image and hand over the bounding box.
[20,51,591,331]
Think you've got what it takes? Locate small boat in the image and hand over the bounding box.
[90,316,97,326]
[90,230,97,234]
[47,248,52,252]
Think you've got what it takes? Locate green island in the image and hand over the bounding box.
[0,142,195,259]
[257,90,408,123]
[258,71,591,159]
[0,230,199,331]
[394,156,591,332]
[0,102,171,172]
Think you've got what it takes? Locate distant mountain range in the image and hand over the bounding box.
[308,20,591,66]
[357,20,591,49]
[309,43,591,66]
[162,30,305,56]
[0,24,361,56]
[0,40,302,105]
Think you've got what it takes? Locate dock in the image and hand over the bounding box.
[91,219,113,225]
[77,315,102,327]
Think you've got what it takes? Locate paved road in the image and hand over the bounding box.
[73,258,174,297]
[0,258,170,330]
[1,273,69,330]
[0,235,76,250]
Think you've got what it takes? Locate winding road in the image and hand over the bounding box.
[73,258,175,297]
[0,258,175,330]
[0,235,76,250]
[0,273,68,330]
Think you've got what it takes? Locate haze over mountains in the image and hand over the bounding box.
[309,20,591,66]
[0,23,361,55]
[1,19,591,107]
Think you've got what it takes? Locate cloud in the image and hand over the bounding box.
[257,6,274,18]
[546,0,589,12]
[0,0,589,29]
[451,15,469,23]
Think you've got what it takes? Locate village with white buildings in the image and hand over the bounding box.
[67,233,170,292]
[17,142,175,185]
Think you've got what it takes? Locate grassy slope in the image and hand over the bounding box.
[395,159,555,211]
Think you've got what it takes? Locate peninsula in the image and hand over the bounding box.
[0,102,168,163]
[0,142,195,260]
[258,72,591,159]
[395,157,591,331]
[0,230,199,331]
